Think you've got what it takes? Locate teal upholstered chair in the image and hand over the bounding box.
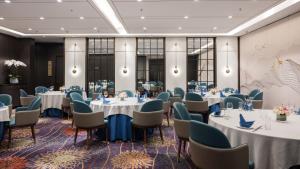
[229,94,246,101]
[0,94,12,117]
[223,87,235,93]
[62,90,82,121]
[69,85,81,91]
[66,90,82,98]
[185,93,203,101]
[157,92,171,126]
[189,120,254,169]
[8,96,41,148]
[167,90,173,97]
[223,96,244,109]
[174,87,185,99]
[251,92,263,109]
[20,89,35,106]
[168,89,181,116]
[248,89,260,99]
[35,86,49,94]
[132,100,164,143]
[173,102,203,161]
[72,100,107,145]
[70,92,90,105]
[119,90,134,97]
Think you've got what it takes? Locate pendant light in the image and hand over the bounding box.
[122,42,128,74]
[174,42,179,74]
[72,43,77,74]
[225,42,231,74]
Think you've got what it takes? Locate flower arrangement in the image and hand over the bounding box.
[273,105,290,121]
[210,88,218,95]
[4,59,27,84]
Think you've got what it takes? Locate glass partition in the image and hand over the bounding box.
[136,37,165,97]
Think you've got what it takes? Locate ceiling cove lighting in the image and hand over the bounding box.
[57,0,62,3]
[4,0,11,3]
[228,0,300,35]
[40,17,45,20]
[91,0,127,35]
[0,17,4,20]
[0,26,24,36]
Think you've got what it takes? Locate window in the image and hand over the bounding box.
[87,38,115,96]
[187,37,216,90]
[136,38,165,96]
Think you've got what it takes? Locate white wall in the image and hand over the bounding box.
[64,38,86,89]
[216,37,239,89]
[165,37,187,91]
[115,38,136,93]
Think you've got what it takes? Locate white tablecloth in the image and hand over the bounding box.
[90,98,145,118]
[209,110,300,169]
[0,106,10,122]
[191,92,226,106]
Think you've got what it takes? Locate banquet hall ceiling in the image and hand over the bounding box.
[0,0,299,37]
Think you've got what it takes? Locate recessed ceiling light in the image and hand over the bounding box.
[4,0,11,3]
[140,16,145,20]
[60,27,64,31]
[184,16,189,19]
[57,0,62,2]
[194,0,199,2]
[0,17,4,20]
[137,0,142,1]
[228,15,233,19]
[40,16,45,20]
[93,27,97,30]
[28,28,32,31]
[178,26,182,30]
[143,27,147,30]
[213,26,217,30]
[79,16,84,20]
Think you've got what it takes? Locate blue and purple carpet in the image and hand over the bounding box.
[0,118,194,169]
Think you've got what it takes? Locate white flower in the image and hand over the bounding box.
[4,59,27,67]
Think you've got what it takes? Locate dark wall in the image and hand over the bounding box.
[34,43,64,89]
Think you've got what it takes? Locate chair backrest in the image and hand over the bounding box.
[173,102,191,120]
[166,90,173,97]
[27,96,41,110]
[140,100,163,112]
[69,85,81,91]
[119,90,134,97]
[189,138,249,169]
[248,89,260,98]
[0,94,12,106]
[224,96,244,109]
[188,84,196,90]
[223,87,234,93]
[73,100,92,113]
[66,90,82,98]
[156,92,170,102]
[229,94,246,101]
[35,86,49,94]
[185,93,203,101]
[174,87,185,99]
[70,92,84,102]
[20,89,28,97]
[253,92,263,100]
[190,120,231,148]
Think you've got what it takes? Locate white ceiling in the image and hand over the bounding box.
[0,0,299,37]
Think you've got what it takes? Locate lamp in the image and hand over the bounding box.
[122,42,128,74]
[174,42,179,74]
[72,43,77,74]
[225,42,231,74]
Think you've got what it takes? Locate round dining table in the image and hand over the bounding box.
[90,97,147,141]
[0,106,10,142]
[209,109,300,169]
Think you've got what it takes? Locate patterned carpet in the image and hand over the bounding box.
[0,117,194,169]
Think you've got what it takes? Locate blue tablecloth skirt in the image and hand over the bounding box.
[0,121,8,142]
[96,114,153,142]
[43,108,63,118]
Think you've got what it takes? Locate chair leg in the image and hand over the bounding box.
[105,127,108,143]
[143,128,147,144]
[183,140,186,153]
[8,128,12,148]
[159,125,164,144]
[74,128,78,145]
[71,119,74,128]
[166,112,170,127]
[31,125,36,143]
[132,126,136,142]
[177,138,182,162]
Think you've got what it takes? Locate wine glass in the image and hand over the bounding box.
[238,102,243,111]
[226,102,233,114]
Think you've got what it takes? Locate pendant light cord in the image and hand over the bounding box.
[73,43,77,68]
[124,42,127,68]
[226,42,229,68]
[175,43,178,68]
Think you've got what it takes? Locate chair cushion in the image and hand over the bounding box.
[140,100,163,112]
[0,94,12,106]
[173,102,191,120]
[156,92,170,102]
[16,106,29,112]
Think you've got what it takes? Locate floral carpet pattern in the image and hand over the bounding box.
[0,118,193,169]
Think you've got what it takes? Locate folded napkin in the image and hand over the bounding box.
[210,104,221,115]
[220,91,225,98]
[0,101,4,108]
[239,114,255,128]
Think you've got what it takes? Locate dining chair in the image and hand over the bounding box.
[173,102,203,162]
[132,100,164,144]
[70,92,90,105]
[248,89,260,99]
[229,94,246,101]
[69,85,81,91]
[119,90,134,97]
[189,120,254,169]
[8,96,41,148]
[168,89,182,116]
[35,86,49,94]
[174,87,185,99]
[223,96,244,109]
[20,89,35,107]
[223,87,235,93]
[73,100,107,145]
[0,94,12,117]
[184,93,209,123]
[157,92,171,126]
[251,92,263,109]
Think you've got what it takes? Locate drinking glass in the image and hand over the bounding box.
[238,102,243,111]
[226,102,233,116]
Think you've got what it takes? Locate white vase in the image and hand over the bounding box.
[9,77,19,84]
